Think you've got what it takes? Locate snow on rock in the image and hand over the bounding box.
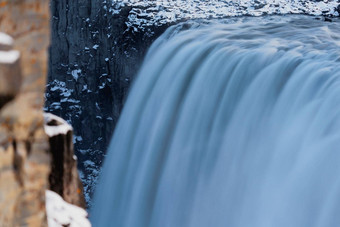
[0,32,13,45]
[72,69,81,81]
[109,0,340,31]
[48,79,73,98]
[0,32,14,50]
[0,32,18,64]
[44,112,73,137]
[0,50,20,64]
[46,190,91,227]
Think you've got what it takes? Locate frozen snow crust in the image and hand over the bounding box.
[46,190,91,227]
[110,0,340,31]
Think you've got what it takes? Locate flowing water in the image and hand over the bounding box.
[91,16,340,227]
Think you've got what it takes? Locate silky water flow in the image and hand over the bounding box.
[92,16,340,227]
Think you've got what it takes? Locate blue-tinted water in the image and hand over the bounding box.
[92,16,340,227]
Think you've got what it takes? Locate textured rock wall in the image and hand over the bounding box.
[0,0,50,226]
[46,0,169,203]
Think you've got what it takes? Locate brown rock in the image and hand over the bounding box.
[0,0,50,226]
[0,0,50,96]
[0,33,21,109]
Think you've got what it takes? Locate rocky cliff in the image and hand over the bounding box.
[46,0,171,203]
[0,0,86,226]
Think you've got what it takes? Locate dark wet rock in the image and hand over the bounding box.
[46,0,171,203]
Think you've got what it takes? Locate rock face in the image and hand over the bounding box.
[45,0,340,204]
[46,0,170,203]
[0,1,86,226]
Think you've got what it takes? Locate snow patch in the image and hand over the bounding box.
[72,69,82,81]
[0,50,20,64]
[44,113,73,137]
[73,135,83,144]
[46,190,91,227]
[0,32,14,47]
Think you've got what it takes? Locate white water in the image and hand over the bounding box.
[92,16,340,227]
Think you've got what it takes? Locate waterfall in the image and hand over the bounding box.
[91,16,340,227]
